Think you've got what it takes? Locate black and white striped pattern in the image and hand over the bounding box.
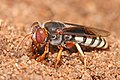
[74,36,108,49]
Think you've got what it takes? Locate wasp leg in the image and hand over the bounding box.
[75,43,87,66]
[75,43,84,56]
[30,53,40,59]
[29,47,38,59]
[36,43,49,61]
[64,42,75,49]
[29,41,38,58]
[55,47,63,66]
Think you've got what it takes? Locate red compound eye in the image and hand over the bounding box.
[36,28,47,43]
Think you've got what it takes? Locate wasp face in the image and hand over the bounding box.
[31,22,47,44]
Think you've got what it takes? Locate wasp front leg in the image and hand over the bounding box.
[29,42,40,59]
[36,42,49,61]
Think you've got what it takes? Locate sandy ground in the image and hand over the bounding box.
[0,0,120,80]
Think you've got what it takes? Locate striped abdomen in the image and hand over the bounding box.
[75,36,108,49]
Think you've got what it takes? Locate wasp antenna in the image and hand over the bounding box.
[16,33,32,52]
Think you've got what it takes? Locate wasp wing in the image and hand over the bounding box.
[63,22,110,37]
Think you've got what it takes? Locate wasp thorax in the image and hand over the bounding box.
[32,27,47,43]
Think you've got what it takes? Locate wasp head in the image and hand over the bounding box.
[31,22,47,44]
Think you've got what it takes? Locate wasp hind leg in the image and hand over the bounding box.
[55,47,63,67]
[75,43,87,66]
[36,42,49,61]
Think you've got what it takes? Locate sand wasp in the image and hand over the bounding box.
[16,21,110,66]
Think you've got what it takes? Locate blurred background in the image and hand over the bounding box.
[0,1,120,80]
[0,0,120,38]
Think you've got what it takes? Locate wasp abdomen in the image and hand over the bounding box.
[75,36,108,49]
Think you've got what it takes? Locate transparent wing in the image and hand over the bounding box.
[63,22,110,37]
